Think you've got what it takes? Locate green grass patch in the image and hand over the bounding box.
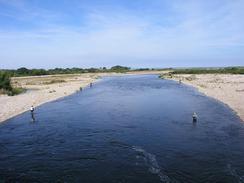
[43,79,66,84]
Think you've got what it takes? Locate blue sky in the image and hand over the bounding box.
[0,0,243,69]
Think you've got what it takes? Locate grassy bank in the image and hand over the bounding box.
[170,67,244,74]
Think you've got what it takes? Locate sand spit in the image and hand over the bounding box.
[167,74,244,121]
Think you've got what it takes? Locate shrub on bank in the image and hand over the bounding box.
[7,88,26,96]
[0,71,26,96]
[0,71,12,91]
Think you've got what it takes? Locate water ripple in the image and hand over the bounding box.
[132,146,177,183]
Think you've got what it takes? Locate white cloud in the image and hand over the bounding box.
[0,0,243,68]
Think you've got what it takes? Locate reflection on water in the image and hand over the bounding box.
[30,112,35,122]
[0,75,244,183]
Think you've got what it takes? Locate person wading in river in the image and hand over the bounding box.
[30,106,34,113]
[30,106,35,121]
[192,112,198,122]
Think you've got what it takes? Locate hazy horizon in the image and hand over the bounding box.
[0,0,244,69]
[1,65,244,71]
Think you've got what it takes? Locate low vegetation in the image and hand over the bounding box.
[159,67,244,80]
[7,87,26,96]
[0,71,25,96]
[171,67,244,74]
[43,79,66,85]
[0,65,171,78]
[0,71,12,91]
[110,65,130,73]
[0,66,132,77]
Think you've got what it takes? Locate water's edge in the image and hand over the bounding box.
[2,74,243,124]
[164,78,244,122]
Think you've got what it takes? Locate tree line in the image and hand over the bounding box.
[0,65,132,95]
[0,65,132,77]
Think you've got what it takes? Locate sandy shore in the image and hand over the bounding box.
[0,73,101,123]
[166,74,244,121]
[0,71,167,123]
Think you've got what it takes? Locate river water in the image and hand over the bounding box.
[0,75,244,183]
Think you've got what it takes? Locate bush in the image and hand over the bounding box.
[7,88,26,96]
[0,71,12,91]
[0,71,26,96]
[110,65,130,73]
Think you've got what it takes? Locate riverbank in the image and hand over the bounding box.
[0,71,167,123]
[3,71,242,123]
[163,74,244,121]
[0,73,97,123]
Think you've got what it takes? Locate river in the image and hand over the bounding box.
[0,75,244,183]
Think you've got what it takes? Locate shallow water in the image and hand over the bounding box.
[1,75,244,183]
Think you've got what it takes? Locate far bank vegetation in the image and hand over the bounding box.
[160,67,244,79]
[170,67,244,75]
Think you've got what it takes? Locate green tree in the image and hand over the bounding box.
[0,71,12,91]
[16,67,30,76]
[110,65,130,72]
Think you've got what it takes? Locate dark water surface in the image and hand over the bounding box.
[1,75,244,183]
